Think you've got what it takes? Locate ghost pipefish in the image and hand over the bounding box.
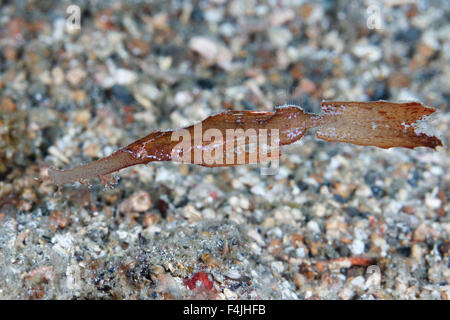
[42,101,442,189]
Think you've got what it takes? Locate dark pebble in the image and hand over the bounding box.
[75,251,84,262]
[110,85,135,104]
[140,265,153,280]
[157,198,168,216]
[439,242,450,255]
[333,194,346,203]
[175,195,189,208]
[138,233,147,246]
[190,6,204,22]
[408,170,420,187]
[368,33,383,45]
[324,246,339,259]
[364,170,378,185]
[296,180,309,192]
[395,27,421,43]
[397,246,411,257]
[337,245,350,257]
[196,78,215,90]
[371,186,385,198]
[370,81,390,100]
[346,206,365,218]
[242,100,257,110]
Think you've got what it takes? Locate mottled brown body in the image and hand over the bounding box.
[47,101,442,186]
